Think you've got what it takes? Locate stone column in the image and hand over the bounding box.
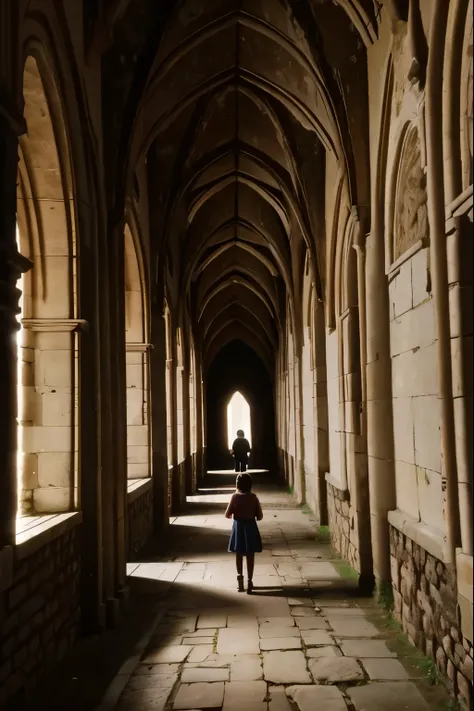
[150,306,169,531]
[110,224,127,601]
[0,114,31,550]
[365,222,396,585]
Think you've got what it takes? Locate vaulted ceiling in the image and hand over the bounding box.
[99,0,380,373]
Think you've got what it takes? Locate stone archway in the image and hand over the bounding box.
[16,54,80,516]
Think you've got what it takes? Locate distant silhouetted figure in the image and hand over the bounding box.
[232,430,251,472]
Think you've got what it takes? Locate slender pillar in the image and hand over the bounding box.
[110,223,127,595]
[425,0,461,563]
[150,305,169,530]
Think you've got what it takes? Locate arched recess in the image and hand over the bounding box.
[16,54,81,515]
[339,214,372,581]
[301,249,330,524]
[124,222,151,479]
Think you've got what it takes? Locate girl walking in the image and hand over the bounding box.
[225,473,263,593]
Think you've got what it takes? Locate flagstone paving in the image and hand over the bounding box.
[113,470,455,711]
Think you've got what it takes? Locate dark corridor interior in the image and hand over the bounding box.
[206,340,277,472]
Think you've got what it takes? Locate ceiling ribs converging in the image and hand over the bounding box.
[132,0,373,372]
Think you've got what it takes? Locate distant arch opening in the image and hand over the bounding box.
[227,391,252,451]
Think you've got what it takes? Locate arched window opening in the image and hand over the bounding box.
[227,391,252,451]
[16,55,77,517]
[124,223,151,479]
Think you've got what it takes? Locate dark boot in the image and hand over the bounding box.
[247,579,254,594]
[237,575,245,592]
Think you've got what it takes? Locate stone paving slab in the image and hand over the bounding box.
[361,657,410,680]
[268,685,293,711]
[309,656,364,682]
[222,681,267,711]
[339,639,397,658]
[197,614,227,628]
[347,681,431,710]
[295,616,331,630]
[230,655,263,681]
[260,637,303,650]
[307,645,342,658]
[286,685,348,711]
[173,681,225,710]
[180,667,229,682]
[300,629,334,646]
[217,627,260,655]
[258,624,301,638]
[143,645,193,664]
[259,616,295,626]
[112,475,454,711]
[330,618,380,638]
[263,650,312,684]
[186,645,214,662]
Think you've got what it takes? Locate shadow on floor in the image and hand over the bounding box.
[11,575,253,711]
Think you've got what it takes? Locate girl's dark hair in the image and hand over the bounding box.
[236,473,252,493]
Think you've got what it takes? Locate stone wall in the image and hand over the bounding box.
[390,525,473,710]
[326,481,361,572]
[0,526,81,706]
[127,484,154,559]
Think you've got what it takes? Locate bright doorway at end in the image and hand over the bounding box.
[227,391,251,450]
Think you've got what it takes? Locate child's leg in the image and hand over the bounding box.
[236,553,243,575]
[236,554,244,591]
[246,553,255,581]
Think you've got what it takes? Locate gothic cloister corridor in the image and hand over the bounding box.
[17,472,454,711]
[0,1,473,709]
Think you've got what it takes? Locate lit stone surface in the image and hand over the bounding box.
[222,681,267,711]
[308,656,364,683]
[285,685,348,711]
[173,682,225,710]
[263,651,312,684]
[347,682,430,710]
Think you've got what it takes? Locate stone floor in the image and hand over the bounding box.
[109,471,454,711]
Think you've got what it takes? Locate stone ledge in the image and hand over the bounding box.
[325,473,349,499]
[388,509,448,563]
[15,511,82,561]
[387,238,427,280]
[127,477,152,504]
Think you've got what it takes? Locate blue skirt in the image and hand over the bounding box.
[228,518,262,554]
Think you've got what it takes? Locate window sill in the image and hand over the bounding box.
[15,511,83,561]
[127,478,152,504]
[388,509,448,563]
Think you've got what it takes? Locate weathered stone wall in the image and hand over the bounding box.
[0,527,81,706]
[327,481,359,571]
[390,526,473,710]
[127,485,154,559]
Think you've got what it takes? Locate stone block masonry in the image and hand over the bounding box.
[327,481,360,572]
[127,485,154,559]
[0,526,81,706]
[390,526,473,710]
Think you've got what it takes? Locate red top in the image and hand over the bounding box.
[225,492,263,521]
